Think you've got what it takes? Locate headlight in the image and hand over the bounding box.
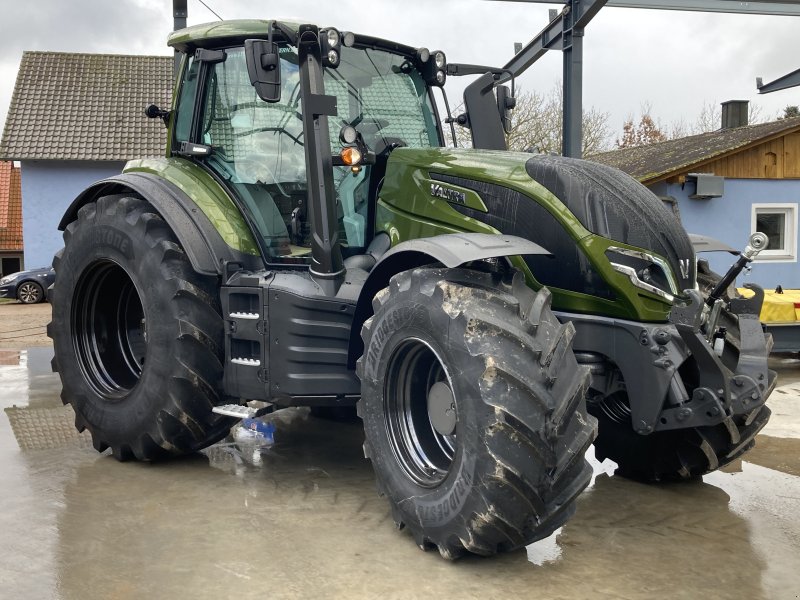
[423,50,447,87]
[321,28,341,68]
[606,246,679,302]
[326,29,340,48]
[0,274,18,285]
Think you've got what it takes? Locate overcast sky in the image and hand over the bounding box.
[0,0,798,147]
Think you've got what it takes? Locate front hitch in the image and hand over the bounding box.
[668,290,733,426]
[666,278,775,432]
[706,232,769,306]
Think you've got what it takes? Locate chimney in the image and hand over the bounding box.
[721,100,749,129]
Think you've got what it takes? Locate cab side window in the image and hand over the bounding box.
[174,56,198,145]
[199,47,309,261]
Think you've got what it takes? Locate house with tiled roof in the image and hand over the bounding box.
[0,51,172,269]
[0,161,23,277]
[591,102,800,289]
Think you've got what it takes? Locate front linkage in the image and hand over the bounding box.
[668,287,774,430]
[667,233,776,433]
[564,234,775,481]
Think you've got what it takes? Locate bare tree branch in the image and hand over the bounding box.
[447,85,611,156]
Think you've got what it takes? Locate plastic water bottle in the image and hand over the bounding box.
[233,417,276,464]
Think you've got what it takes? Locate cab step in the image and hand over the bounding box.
[212,403,273,419]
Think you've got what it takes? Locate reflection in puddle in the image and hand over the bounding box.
[0,349,21,366]
[2,347,92,451]
[5,405,93,451]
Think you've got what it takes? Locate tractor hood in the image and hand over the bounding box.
[380,147,696,320]
[522,152,696,292]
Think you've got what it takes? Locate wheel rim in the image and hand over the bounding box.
[18,282,41,303]
[384,338,457,487]
[72,260,147,398]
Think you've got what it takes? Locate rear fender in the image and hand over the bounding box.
[59,172,263,276]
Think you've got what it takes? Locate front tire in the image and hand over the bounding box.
[358,267,597,558]
[48,195,233,461]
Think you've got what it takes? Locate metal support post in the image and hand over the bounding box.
[562,23,584,158]
[173,0,188,76]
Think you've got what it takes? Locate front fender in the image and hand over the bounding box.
[347,233,550,367]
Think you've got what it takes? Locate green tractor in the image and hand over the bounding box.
[48,20,775,558]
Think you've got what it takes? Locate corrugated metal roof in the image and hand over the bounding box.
[0,52,173,161]
[589,117,800,183]
[0,162,22,251]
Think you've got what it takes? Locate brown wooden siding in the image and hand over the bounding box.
[691,132,800,179]
[785,132,800,178]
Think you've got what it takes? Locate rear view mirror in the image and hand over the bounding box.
[496,85,515,135]
[463,73,506,150]
[245,39,281,103]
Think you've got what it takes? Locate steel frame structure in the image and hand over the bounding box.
[757,68,800,94]
[490,0,800,157]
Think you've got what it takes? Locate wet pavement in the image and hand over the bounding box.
[1,347,799,599]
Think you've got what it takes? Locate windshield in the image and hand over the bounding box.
[326,46,440,150]
[193,43,439,263]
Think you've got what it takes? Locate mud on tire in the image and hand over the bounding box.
[357,267,597,559]
[48,195,233,460]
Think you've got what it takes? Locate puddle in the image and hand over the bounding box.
[0,348,798,598]
[1,347,90,451]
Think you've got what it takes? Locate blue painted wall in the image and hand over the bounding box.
[20,161,125,269]
[651,179,800,290]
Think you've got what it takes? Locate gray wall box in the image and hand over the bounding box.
[688,173,725,199]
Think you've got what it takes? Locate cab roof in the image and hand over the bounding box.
[168,20,299,51]
[167,19,417,57]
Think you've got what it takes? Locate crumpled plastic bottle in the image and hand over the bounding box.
[233,417,276,464]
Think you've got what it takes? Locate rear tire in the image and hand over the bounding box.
[358,267,597,558]
[48,195,233,461]
[17,281,43,304]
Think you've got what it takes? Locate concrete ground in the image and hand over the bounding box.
[1,302,799,599]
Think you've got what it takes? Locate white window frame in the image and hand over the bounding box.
[751,203,797,262]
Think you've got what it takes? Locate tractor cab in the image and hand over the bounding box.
[167,21,445,276]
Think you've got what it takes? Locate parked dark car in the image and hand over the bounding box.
[0,267,55,304]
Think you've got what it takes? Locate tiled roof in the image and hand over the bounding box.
[0,52,173,161]
[589,117,800,183]
[0,162,22,251]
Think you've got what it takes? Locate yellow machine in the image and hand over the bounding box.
[739,287,800,351]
